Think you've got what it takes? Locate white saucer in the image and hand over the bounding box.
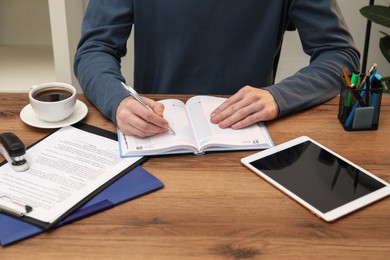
[20,100,88,129]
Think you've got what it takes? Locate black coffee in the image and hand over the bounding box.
[32,87,73,102]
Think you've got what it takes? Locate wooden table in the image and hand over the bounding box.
[1,93,389,259]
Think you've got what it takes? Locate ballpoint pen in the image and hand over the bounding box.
[121,82,175,135]
[0,195,33,217]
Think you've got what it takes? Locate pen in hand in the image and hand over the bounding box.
[121,82,176,135]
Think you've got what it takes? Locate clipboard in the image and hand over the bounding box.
[0,165,164,246]
[0,122,151,230]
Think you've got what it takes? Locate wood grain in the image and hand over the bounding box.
[1,93,389,259]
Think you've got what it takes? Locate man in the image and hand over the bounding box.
[74,0,360,137]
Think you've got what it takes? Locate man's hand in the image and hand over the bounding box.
[116,96,169,137]
[210,85,279,129]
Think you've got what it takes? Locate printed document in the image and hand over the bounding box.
[0,126,142,224]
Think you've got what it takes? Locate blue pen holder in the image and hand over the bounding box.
[338,74,384,131]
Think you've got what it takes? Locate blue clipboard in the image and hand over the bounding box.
[0,165,164,246]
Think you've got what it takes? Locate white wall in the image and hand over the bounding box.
[0,0,52,46]
[0,0,55,92]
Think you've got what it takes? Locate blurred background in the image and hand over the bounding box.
[0,0,389,93]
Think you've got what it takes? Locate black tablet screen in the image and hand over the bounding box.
[249,141,385,213]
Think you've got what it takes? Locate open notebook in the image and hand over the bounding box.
[119,95,274,157]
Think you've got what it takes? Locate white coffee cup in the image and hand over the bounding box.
[29,82,77,122]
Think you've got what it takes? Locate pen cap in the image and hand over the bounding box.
[350,72,360,87]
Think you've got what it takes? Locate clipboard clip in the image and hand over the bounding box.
[0,195,33,217]
[0,132,29,172]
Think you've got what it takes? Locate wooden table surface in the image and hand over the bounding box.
[1,93,389,259]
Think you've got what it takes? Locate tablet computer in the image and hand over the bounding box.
[241,136,390,222]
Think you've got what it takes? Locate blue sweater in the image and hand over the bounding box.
[74,0,360,124]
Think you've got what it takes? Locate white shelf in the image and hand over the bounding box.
[0,45,55,92]
[0,0,86,93]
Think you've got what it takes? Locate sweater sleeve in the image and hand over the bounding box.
[265,0,360,118]
[74,0,134,124]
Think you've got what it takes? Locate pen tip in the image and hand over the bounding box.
[168,127,176,135]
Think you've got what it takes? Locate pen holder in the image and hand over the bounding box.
[338,74,384,131]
